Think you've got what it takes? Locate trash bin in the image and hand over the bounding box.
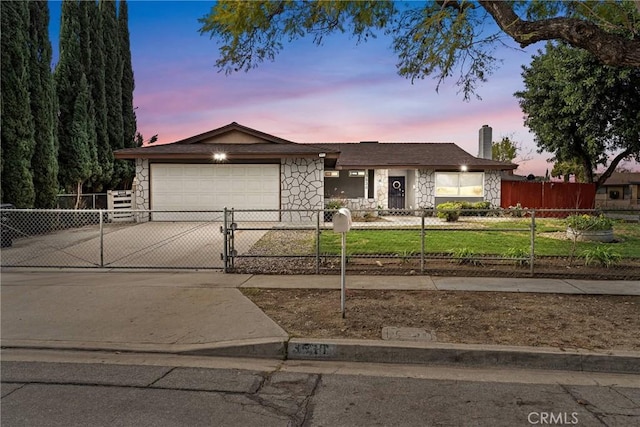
[1,203,15,248]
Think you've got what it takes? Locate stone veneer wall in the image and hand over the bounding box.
[134,158,150,222]
[374,169,389,209]
[281,158,324,221]
[415,169,436,209]
[484,170,501,207]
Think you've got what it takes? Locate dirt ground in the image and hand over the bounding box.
[242,289,640,351]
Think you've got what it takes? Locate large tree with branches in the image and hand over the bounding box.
[199,1,640,99]
[515,42,640,188]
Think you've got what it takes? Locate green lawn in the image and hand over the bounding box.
[319,220,640,257]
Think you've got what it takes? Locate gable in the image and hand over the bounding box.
[199,129,272,145]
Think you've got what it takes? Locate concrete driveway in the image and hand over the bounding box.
[1,270,288,356]
[0,222,269,269]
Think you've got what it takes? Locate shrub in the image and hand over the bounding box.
[582,246,621,268]
[325,199,345,210]
[459,201,491,216]
[450,247,481,265]
[437,202,462,222]
[504,247,530,267]
[505,202,527,217]
[566,214,614,231]
[397,250,416,264]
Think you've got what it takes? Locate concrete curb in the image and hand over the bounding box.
[1,338,287,360]
[4,338,639,374]
[287,338,640,374]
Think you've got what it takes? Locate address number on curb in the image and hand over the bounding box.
[290,343,337,358]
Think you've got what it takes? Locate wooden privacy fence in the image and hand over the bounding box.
[501,181,596,215]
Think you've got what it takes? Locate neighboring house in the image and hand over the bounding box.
[595,172,640,208]
[114,122,516,221]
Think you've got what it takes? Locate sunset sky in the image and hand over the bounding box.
[49,1,563,176]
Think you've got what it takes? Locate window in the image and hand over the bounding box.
[324,171,339,178]
[436,172,483,197]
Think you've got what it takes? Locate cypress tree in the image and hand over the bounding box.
[62,74,93,208]
[88,0,112,190]
[1,1,36,207]
[55,0,83,193]
[28,0,59,208]
[101,0,124,188]
[119,0,136,185]
[77,0,100,186]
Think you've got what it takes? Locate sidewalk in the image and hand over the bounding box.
[1,269,639,373]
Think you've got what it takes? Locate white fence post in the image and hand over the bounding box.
[107,190,134,222]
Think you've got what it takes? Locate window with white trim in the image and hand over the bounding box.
[435,172,484,197]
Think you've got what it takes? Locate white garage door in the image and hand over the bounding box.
[151,164,280,221]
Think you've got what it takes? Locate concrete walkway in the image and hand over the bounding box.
[240,274,640,295]
[1,269,639,373]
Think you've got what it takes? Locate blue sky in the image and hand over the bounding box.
[49,1,557,176]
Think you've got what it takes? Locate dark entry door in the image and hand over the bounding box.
[388,177,405,210]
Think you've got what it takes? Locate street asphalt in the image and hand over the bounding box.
[1,269,639,373]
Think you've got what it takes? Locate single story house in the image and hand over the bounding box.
[595,172,640,208]
[114,122,517,221]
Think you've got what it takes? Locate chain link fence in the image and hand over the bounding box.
[1,207,638,279]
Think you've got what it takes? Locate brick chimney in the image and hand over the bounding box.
[478,125,492,160]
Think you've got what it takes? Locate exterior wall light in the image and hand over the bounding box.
[213,153,227,162]
[460,165,468,172]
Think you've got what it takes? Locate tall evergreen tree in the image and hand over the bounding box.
[119,0,137,186]
[62,74,93,208]
[101,0,124,188]
[1,1,36,207]
[55,0,84,193]
[87,0,112,190]
[77,0,100,185]
[28,0,59,208]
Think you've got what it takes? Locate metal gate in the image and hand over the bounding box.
[221,208,237,272]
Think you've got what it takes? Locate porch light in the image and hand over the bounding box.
[460,165,468,172]
[213,152,227,162]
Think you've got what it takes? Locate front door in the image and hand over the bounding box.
[388,177,405,210]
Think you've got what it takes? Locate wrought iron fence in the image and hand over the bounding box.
[1,207,638,279]
[56,193,107,210]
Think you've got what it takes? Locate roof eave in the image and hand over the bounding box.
[113,152,332,160]
[334,164,518,170]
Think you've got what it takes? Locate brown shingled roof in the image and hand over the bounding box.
[600,172,640,186]
[114,122,517,170]
[114,122,338,160]
[318,142,517,171]
[172,121,297,145]
[114,142,337,160]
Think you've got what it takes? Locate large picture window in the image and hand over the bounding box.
[435,172,484,197]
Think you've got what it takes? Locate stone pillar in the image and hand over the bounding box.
[281,158,324,222]
[135,158,150,222]
[415,169,435,210]
[484,170,501,207]
[375,169,389,209]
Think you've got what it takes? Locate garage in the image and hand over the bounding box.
[150,164,280,221]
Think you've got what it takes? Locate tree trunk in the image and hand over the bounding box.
[74,181,82,210]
